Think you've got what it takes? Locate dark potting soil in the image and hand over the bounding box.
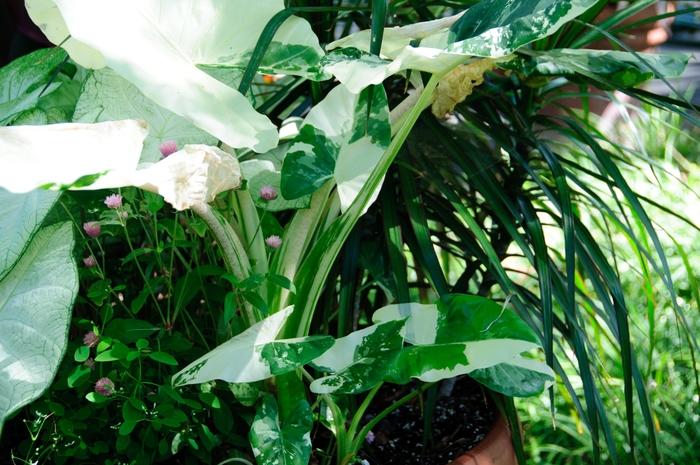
[311,376,495,465]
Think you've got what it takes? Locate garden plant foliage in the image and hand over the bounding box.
[0,0,698,464]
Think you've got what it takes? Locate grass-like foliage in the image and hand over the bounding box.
[0,1,698,464]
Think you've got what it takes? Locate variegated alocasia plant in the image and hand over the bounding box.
[0,0,691,462]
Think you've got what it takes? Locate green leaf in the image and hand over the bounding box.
[0,223,77,434]
[241,159,311,212]
[149,351,178,366]
[370,295,554,391]
[437,294,540,344]
[67,365,91,388]
[86,392,109,403]
[199,424,216,451]
[0,188,59,280]
[281,84,391,212]
[95,341,131,362]
[382,343,470,384]
[448,0,597,56]
[0,120,147,193]
[212,401,233,434]
[48,0,330,152]
[250,396,312,465]
[266,273,296,295]
[122,401,144,422]
[260,336,334,376]
[309,319,406,394]
[74,345,90,363]
[373,295,539,345]
[11,107,48,126]
[500,49,691,89]
[230,382,261,407]
[469,356,556,397]
[73,68,220,163]
[324,0,598,92]
[198,392,221,409]
[173,307,332,386]
[104,318,159,345]
[0,48,67,123]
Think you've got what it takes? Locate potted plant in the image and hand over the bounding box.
[0,0,696,464]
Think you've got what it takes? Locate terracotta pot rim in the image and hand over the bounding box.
[445,404,515,465]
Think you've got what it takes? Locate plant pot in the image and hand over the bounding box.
[447,410,516,465]
[356,378,517,465]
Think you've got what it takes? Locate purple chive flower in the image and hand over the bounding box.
[265,235,282,249]
[83,255,96,268]
[83,221,100,238]
[120,211,129,219]
[83,358,95,370]
[95,377,115,396]
[104,194,123,209]
[366,431,375,444]
[159,140,178,158]
[83,331,100,348]
[260,185,277,201]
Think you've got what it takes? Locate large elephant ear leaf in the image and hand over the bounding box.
[0,188,60,281]
[436,294,539,344]
[25,0,105,69]
[498,49,692,89]
[73,68,220,163]
[372,295,539,345]
[172,307,333,386]
[51,0,278,152]
[309,319,406,394]
[469,355,555,397]
[0,221,78,434]
[42,0,328,152]
[323,0,598,93]
[372,295,554,394]
[0,120,147,194]
[0,48,68,124]
[250,396,313,465]
[447,0,598,57]
[281,84,390,212]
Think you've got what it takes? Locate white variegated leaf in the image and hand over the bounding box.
[172,307,332,386]
[0,120,147,193]
[323,0,598,92]
[281,84,390,213]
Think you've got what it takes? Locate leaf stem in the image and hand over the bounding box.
[190,202,258,325]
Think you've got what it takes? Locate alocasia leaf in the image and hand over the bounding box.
[469,355,556,397]
[73,68,221,163]
[447,0,597,56]
[33,0,328,152]
[499,49,692,89]
[241,159,311,212]
[0,222,78,434]
[372,295,555,393]
[172,307,333,386]
[250,396,313,465]
[0,120,147,193]
[25,0,106,69]
[47,0,277,152]
[0,48,66,124]
[281,84,391,212]
[324,0,598,93]
[309,319,406,394]
[373,294,539,345]
[0,188,60,281]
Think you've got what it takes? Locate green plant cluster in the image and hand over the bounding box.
[1,1,699,465]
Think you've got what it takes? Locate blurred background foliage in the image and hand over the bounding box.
[2,0,700,463]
